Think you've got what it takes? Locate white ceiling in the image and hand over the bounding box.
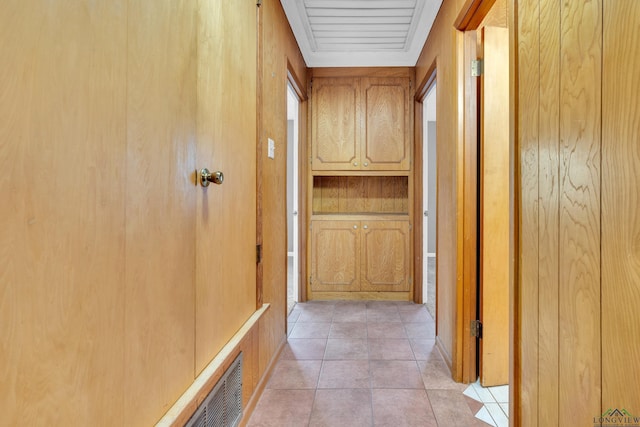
[280,0,443,68]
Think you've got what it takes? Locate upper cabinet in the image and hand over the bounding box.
[311,76,412,171]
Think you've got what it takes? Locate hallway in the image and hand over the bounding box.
[247,301,505,426]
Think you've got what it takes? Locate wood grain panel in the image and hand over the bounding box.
[196,0,257,374]
[313,176,408,214]
[124,1,197,424]
[514,0,540,423]
[479,26,510,387]
[259,0,308,375]
[558,0,602,423]
[537,0,560,423]
[311,77,359,170]
[602,0,640,415]
[415,0,462,379]
[344,175,365,212]
[310,221,360,292]
[360,221,411,292]
[0,1,126,424]
[362,77,411,171]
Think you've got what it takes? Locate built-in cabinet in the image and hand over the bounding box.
[310,219,410,293]
[311,76,411,171]
[307,69,414,300]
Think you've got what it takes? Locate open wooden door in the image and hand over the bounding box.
[479,25,510,387]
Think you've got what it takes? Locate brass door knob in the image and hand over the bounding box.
[200,168,224,187]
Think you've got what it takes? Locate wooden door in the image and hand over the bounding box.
[311,77,360,171]
[195,0,257,374]
[479,26,510,386]
[361,77,411,171]
[0,1,127,424]
[310,221,360,292]
[361,221,411,292]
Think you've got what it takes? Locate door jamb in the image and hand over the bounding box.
[414,64,437,306]
[286,64,308,303]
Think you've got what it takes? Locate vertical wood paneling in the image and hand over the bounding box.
[124,1,196,424]
[259,0,308,375]
[196,0,257,374]
[515,0,540,423]
[558,0,602,424]
[537,0,560,424]
[602,0,640,415]
[0,1,127,424]
[414,0,463,374]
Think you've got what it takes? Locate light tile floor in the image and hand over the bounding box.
[247,300,506,427]
[463,380,509,427]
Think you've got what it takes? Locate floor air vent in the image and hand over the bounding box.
[185,353,243,427]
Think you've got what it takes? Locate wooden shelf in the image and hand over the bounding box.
[312,175,409,215]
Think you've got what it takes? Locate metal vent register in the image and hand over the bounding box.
[185,353,243,427]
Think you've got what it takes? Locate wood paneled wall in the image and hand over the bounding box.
[124,1,197,425]
[0,2,128,424]
[415,0,466,379]
[0,0,304,425]
[513,0,640,424]
[258,0,308,373]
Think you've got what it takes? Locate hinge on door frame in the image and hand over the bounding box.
[471,319,483,338]
[309,275,312,284]
[256,244,262,263]
[471,59,484,77]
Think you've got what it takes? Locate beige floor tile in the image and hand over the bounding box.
[317,360,370,389]
[372,389,438,427]
[367,322,408,338]
[280,338,327,360]
[324,338,369,360]
[370,360,424,389]
[247,389,315,427]
[368,338,415,360]
[309,389,372,427]
[266,360,322,389]
[329,322,367,339]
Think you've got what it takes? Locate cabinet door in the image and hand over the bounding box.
[311,77,360,170]
[361,77,411,171]
[310,221,360,291]
[360,221,410,291]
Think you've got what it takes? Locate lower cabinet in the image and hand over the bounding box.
[310,219,410,293]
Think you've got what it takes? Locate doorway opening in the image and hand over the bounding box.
[422,83,437,320]
[286,82,300,314]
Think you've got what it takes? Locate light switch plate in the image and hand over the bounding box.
[268,138,275,159]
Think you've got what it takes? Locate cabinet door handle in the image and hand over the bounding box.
[363,162,368,167]
[363,225,368,229]
[353,225,358,229]
[353,161,358,167]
